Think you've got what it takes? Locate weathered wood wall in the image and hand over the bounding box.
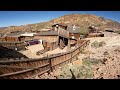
[43,41,58,51]
[0,37,19,42]
[34,36,58,42]
[58,29,69,38]
[0,41,27,51]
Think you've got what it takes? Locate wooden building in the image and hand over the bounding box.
[42,40,58,51]
[67,24,81,40]
[34,24,70,50]
[34,31,59,42]
[19,32,36,41]
[0,31,36,42]
[34,31,59,50]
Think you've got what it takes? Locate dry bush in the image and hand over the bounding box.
[82,56,105,65]
[91,41,106,48]
[57,59,94,79]
[114,30,120,34]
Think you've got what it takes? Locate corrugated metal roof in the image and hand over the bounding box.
[35,31,58,36]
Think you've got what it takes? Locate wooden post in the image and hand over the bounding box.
[67,39,70,51]
[70,52,72,63]
[48,55,53,72]
[65,54,66,63]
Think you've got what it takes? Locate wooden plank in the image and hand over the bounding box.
[25,69,50,79]
[0,63,49,77]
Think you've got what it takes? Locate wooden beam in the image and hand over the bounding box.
[0,63,49,77]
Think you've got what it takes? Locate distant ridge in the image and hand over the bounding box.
[0,14,120,34]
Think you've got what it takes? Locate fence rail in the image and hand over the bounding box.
[0,40,90,79]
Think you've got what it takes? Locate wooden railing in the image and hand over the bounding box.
[0,40,90,79]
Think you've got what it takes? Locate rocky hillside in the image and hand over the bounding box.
[1,14,120,34]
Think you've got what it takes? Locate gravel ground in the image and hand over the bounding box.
[32,32,120,79]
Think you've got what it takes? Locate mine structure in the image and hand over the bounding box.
[0,23,105,79]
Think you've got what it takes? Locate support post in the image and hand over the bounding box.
[48,55,53,72]
[70,52,72,63]
[67,39,70,51]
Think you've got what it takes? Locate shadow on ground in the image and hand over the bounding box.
[0,45,28,59]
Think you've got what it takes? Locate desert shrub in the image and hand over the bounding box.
[79,27,90,35]
[57,60,94,79]
[82,56,103,65]
[80,50,86,54]
[91,41,106,48]
[114,31,120,34]
[103,51,109,56]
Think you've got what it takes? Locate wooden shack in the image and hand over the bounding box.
[34,24,70,50]
[20,32,36,41]
[4,31,36,42]
[34,31,59,42]
[67,24,80,40]
[42,40,58,51]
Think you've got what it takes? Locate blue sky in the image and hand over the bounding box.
[0,11,120,27]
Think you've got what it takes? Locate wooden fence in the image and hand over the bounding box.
[0,40,90,79]
[0,41,27,51]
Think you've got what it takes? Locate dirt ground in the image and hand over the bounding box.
[19,44,69,59]
[82,32,120,79]
[34,32,120,79]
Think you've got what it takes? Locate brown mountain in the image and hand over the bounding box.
[1,14,120,34]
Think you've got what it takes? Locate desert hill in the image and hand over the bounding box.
[1,14,120,34]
